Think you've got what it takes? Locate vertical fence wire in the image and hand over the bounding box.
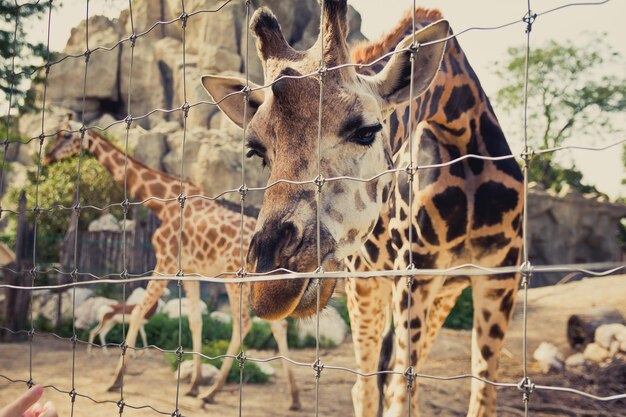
[406,0,419,414]
[520,1,536,415]
[238,1,252,415]
[27,0,53,392]
[117,0,138,412]
[172,0,190,415]
[313,2,327,417]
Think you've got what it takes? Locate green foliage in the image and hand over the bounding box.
[1,1,50,112]
[2,154,124,262]
[164,340,270,384]
[495,34,625,193]
[443,287,473,330]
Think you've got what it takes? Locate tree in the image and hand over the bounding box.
[1,155,125,263]
[1,0,49,112]
[495,34,626,193]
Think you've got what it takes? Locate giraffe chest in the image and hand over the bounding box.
[386,125,523,270]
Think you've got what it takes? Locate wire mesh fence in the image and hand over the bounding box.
[0,0,625,416]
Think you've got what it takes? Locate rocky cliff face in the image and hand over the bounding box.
[15,0,364,207]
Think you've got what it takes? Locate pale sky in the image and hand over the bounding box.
[24,0,626,198]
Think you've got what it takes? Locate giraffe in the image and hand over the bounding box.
[43,119,301,410]
[203,2,523,417]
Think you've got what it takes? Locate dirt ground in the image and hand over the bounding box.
[1,275,625,417]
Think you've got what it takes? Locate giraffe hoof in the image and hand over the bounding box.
[201,394,217,405]
[289,402,302,411]
[106,383,121,393]
[185,388,199,397]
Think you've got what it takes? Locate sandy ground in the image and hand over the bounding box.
[1,275,625,417]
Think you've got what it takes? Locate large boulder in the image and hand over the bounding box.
[47,16,122,108]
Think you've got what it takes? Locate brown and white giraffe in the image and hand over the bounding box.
[43,120,301,409]
[203,2,523,417]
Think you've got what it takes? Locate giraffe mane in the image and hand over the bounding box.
[350,7,443,65]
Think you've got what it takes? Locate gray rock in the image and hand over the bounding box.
[88,213,122,232]
[133,131,167,170]
[179,360,219,384]
[564,352,586,370]
[47,16,121,103]
[532,342,564,373]
[583,342,610,363]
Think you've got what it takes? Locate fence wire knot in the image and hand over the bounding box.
[120,199,129,215]
[83,49,91,63]
[314,175,325,191]
[403,367,416,389]
[405,163,417,181]
[69,388,77,403]
[171,410,181,417]
[181,102,190,118]
[120,269,128,280]
[27,328,34,340]
[177,193,186,208]
[44,62,51,74]
[517,376,535,399]
[26,378,34,388]
[312,359,324,379]
[129,33,137,48]
[120,341,128,356]
[38,133,45,144]
[236,351,247,369]
[238,184,248,200]
[520,261,533,287]
[179,12,189,28]
[408,42,419,59]
[236,267,247,278]
[523,11,537,33]
[117,400,125,414]
[175,346,184,363]
[70,268,78,282]
[124,115,132,129]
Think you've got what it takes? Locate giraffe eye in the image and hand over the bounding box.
[350,124,382,146]
[246,148,268,168]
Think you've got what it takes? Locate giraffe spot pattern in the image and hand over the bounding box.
[432,186,468,242]
[473,181,519,229]
[443,85,476,123]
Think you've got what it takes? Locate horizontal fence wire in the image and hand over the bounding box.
[1,0,625,416]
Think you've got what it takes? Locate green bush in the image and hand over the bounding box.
[443,287,473,330]
[329,296,351,331]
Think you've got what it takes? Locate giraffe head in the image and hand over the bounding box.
[202,1,448,320]
[43,117,83,165]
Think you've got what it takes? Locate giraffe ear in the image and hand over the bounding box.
[201,75,265,128]
[373,20,449,110]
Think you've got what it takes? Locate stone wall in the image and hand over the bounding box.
[526,184,626,286]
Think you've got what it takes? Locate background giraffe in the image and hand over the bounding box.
[204,2,522,416]
[43,119,301,409]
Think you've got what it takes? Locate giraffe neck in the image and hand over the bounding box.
[352,9,515,166]
[84,132,199,216]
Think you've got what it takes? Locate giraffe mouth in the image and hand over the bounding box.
[288,255,339,318]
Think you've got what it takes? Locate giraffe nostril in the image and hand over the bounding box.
[249,220,302,273]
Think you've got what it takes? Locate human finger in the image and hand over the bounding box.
[0,385,43,417]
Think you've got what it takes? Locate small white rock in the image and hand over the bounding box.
[594,323,626,349]
[583,342,610,363]
[253,361,275,377]
[209,310,232,324]
[178,360,219,384]
[533,342,564,373]
[565,352,586,370]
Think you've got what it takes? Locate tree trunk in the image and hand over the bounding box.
[1,192,34,341]
[567,307,626,350]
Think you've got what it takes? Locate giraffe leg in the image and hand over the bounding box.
[107,280,168,392]
[98,319,116,356]
[269,318,301,410]
[87,320,105,356]
[467,275,519,417]
[137,323,148,357]
[183,280,203,397]
[200,283,251,405]
[383,276,443,417]
[346,277,392,417]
